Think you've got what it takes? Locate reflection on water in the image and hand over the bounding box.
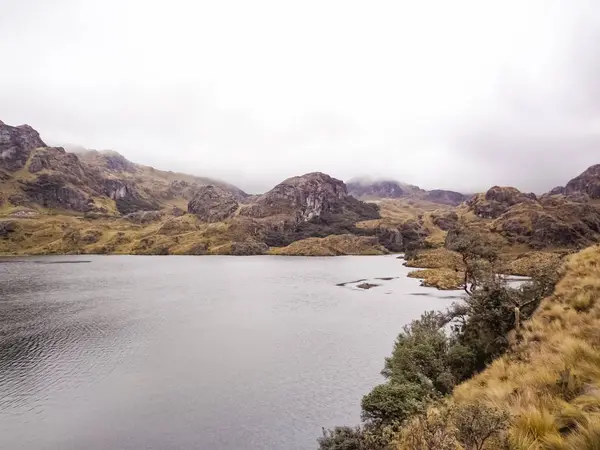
[0,255,458,450]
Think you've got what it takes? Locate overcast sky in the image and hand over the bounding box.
[1,0,599,194]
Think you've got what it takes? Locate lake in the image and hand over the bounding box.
[0,255,460,450]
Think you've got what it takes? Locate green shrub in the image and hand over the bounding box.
[361,382,425,427]
[317,426,367,450]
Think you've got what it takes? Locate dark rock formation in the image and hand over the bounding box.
[357,282,379,289]
[242,172,379,222]
[240,173,380,247]
[0,221,16,237]
[491,194,600,248]
[97,151,137,173]
[242,172,346,220]
[0,121,46,172]
[548,186,566,195]
[103,180,159,214]
[21,174,93,212]
[431,210,459,231]
[468,186,537,219]
[375,226,404,252]
[399,219,430,251]
[188,185,239,222]
[565,164,600,199]
[169,206,186,217]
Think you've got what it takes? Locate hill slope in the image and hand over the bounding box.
[441,245,600,449]
[0,120,247,217]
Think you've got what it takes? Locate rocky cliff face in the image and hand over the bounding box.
[0,121,246,215]
[241,172,375,222]
[564,164,600,199]
[234,172,380,247]
[0,121,46,172]
[188,185,239,222]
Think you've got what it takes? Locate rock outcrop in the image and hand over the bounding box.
[241,172,379,223]
[0,221,17,237]
[0,121,46,172]
[21,174,93,212]
[239,172,380,247]
[241,172,349,220]
[548,186,566,196]
[103,179,159,214]
[431,210,459,231]
[564,164,600,199]
[187,185,239,222]
[468,186,537,219]
[492,196,600,248]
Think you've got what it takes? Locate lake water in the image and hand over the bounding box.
[0,255,460,450]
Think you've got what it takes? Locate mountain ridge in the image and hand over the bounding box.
[1,119,600,258]
[346,177,468,206]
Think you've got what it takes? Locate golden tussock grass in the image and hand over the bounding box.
[443,245,600,450]
[404,247,464,270]
[407,268,464,290]
[269,234,388,256]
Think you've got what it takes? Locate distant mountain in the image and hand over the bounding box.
[346,177,466,206]
[0,120,246,216]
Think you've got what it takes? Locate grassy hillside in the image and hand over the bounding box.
[446,244,600,450]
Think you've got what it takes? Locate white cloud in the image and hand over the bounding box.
[1,0,599,193]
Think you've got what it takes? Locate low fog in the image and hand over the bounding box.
[1,0,599,194]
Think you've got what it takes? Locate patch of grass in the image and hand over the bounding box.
[404,248,464,270]
[269,234,388,256]
[407,268,464,290]
[501,251,566,277]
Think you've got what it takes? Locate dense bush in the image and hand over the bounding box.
[317,427,367,450]
[381,311,454,394]
[361,382,425,427]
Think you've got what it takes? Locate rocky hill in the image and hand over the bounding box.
[463,181,600,249]
[551,163,600,199]
[1,119,600,258]
[347,177,466,206]
[0,120,246,217]
[0,120,390,255]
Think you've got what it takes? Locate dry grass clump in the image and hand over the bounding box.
[269,234,388,256]
[441,245,600,450]
[404,247,464,270]
[407,268,464,290]
[501,251,567,277]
